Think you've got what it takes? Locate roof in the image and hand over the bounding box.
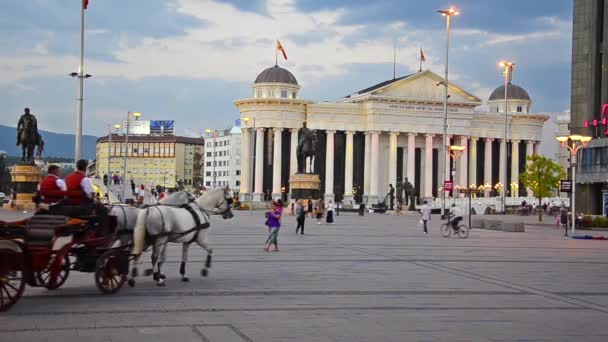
[97,135,204,145]
[488,83,531,101]
[254,65,298,85]
[343,74,414,99]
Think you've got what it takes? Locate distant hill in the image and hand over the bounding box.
[0,125,98,160]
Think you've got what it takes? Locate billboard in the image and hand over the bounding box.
[150,120,175,136]
[124,120,150,135]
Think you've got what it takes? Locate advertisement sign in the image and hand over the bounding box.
[560,180,572,193]
[124,120,150,135]
[444,180,453,192]
[150,120,175,135]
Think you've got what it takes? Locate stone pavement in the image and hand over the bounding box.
[1,210,608,341]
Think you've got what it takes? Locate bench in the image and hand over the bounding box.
[26,215,70,247]
[471,218,525,232]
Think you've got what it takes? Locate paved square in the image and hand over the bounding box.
[1,210,608,341]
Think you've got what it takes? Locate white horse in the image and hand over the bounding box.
[130,189,233,286]
[107,204,141,247]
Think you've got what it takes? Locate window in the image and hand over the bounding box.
[206,152,212,157]
[256,89,262,98]
[236,181,240,186]
[292,92,296,99]
[517,105,523,113]
[205,181,211,186]
[236,170,241,176]
[281,90,287,98]
[206,162,211,167]
[206,172,211,176]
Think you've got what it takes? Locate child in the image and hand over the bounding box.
[264,200,283,252]
[326,200,335,224]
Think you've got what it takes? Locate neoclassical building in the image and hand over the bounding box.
[235,65,547,204]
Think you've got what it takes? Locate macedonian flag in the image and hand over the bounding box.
[277,41,288,60]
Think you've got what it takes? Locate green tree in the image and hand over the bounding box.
[520,155,566,222]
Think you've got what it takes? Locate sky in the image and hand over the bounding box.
[0,0,572,156]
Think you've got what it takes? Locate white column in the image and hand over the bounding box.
[469,137,478,187]
[458,136,468,188]
[344,131,355,201]
[240,128,251,194]
[407,133,416,186]
[290,129,298,176]
[444,135,452,198]
[511,140,520,197]
[388,132,399,188]
[325,130,335,199]
[526,140,534,197]
[364,132,371,196]
[424,134,434,198]
[369,131,380,197]
[499,139,507,198]
[254,128,265,200]
[272,128,282,197]
[534,141,541,156]
[484,138,493,197]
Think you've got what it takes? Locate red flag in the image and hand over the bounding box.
[420,47,426,62]
[277,41,288,60]
[83,0,89,10]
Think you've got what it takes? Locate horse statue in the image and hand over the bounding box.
[296,122,317,173]
[16,108,43,163]
[129,189,234,286]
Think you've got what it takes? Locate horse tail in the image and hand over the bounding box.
[132,209,148,256]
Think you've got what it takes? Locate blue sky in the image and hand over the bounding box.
[0,0,572,153]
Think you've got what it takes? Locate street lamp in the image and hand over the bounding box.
[205,129,217,188]
[448,145,466,207]
[499,60,514,214]
[437,6,459,219]
[242,117,256,216]
[122,111,141,203]
[106,123,121,195]
[556,134,592,235]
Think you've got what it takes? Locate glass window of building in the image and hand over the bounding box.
[517,105,522,113]
[281,90,287,98]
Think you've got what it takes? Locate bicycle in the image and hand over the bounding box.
[440,215,469,239]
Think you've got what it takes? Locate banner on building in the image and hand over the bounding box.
[124,120,150,135]
[150,120,175,135]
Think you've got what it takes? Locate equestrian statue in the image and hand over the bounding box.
[16,108,44,163]
[296,122,317,174]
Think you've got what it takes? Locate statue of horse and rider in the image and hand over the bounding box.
[16,108,44,163]
[296,122,318,174]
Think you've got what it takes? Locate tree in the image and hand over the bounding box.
[520,155,566,222]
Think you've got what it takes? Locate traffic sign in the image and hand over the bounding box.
[444,180,453,192]
[560,180,572,193]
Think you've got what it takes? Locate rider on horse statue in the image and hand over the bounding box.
[16,108,44,162]
[296,122,317,174]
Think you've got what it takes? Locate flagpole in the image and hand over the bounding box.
[275,40,278,66]
[393,40,396,79]
[74,0,85,162]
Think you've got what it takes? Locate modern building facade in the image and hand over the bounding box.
[203,126,242,191]
[571,0,608,215]
[96,135,204,190]
[236,65,547,204]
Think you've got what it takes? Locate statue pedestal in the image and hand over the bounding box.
[10,163,42,211]
[289,173,321,200]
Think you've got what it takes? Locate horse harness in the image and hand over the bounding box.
[145,201,210,245]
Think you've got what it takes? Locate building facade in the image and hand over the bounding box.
[203,126,242,191]
[96,135,204,190]
[571,0,608,215]
[236,66,547,204]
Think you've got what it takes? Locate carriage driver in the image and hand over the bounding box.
[39,165,67,204]
[16,108,39,146]
[65,159,96,205]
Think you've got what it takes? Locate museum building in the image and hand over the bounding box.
[235,65,547,204]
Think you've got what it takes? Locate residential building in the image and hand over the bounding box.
[203,126,242,191]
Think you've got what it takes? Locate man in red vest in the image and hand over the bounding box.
[39,165,67,204]
[65,159,95,205]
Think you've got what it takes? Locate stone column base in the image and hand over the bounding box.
[252,193,264,202]
[324,194,335,203]
[343,195,354,205]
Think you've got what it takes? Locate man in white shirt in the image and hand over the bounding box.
[420,200,431,234]
[450,203,464,231]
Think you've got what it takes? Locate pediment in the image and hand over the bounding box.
[372,70,481,104]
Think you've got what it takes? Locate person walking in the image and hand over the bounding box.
[316,199,325,224]
[326,200,335,224]
[296,199,306,234]
[264,200,283,252]
[420,200,431,234]
[560,203,569,236]
[130,179,136,195]
[307,199,314,218]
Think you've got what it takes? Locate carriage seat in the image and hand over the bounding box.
[26,215,70,247]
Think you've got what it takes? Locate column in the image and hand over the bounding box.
[534,141,541,156]
[526,140,534,197]
[445,135,452,182]
[484,138,493,197]
[325,130,335,200]
[424,134,434,198]
[469,137,478,187]
[272,128,282,198]
[344,131,355,202]
[499,139,507,198]
[290,129,298,176]
[407,133,416,185]
[253,128,265,201]
[363,132,371,196]
[511,140,520,197]
[240,128,251,195]
[458,136,468,189]
[369,131,380,198]
[388,132,399,188]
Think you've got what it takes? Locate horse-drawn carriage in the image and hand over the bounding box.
[0,211,131,312]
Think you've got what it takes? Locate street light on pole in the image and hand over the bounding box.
[205,129,217,188]
[448,145,466,206]
[556,134,592,236]
[437,6,459,219]
[499,60,514,214]
[242,117,256,216]
[122,111,141,203]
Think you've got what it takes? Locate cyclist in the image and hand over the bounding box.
[450,203,464,231]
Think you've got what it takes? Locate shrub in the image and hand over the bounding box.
[581,215,593,228]
[592,216,608,228]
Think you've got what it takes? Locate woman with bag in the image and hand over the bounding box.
[316,199,325,225]
[295,199,306,234]
[264,200,283,252]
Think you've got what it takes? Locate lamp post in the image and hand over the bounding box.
[499,61,514,214]
[107,124,120,195]
[448,145,466,208]
[242,117,256,215]
[205,129,217,188]
[556,134,592,235]
[437,6,459,219]
[122,111,141,203]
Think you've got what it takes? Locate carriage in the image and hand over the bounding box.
[0,212,131,312]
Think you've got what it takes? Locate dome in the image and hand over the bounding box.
[488,83,531,101]
[254,65,298,85]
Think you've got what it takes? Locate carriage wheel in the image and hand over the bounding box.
[95,250,128,294]
[35,254,70,290]
[0,249,26,312]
